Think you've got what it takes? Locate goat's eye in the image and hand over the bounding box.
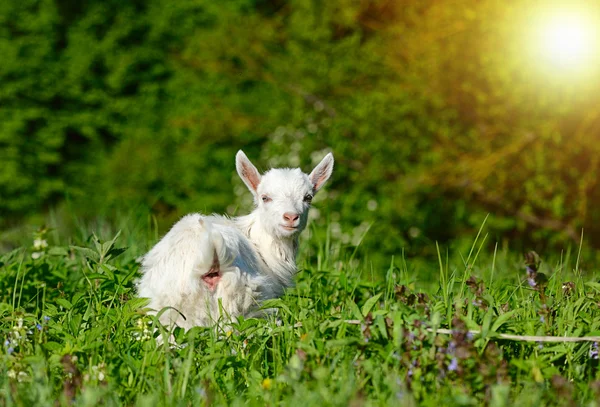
[261,195,272,203]
[304,194,313,203]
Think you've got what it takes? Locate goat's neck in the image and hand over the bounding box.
[235,212,298,288]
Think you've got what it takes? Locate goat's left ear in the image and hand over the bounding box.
[236,150,262,195]
[309,152,334,193]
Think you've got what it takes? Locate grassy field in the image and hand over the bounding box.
[2,224,600,406]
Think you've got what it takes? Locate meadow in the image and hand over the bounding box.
[3,1,600,405]
[2,220,600,407]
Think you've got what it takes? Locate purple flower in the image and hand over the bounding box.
[7,347,14,355]
[447,341,456,354]
[448,358,458,371]
[43,316,50,322]
[528,278,536,288]
[36,324,42,331]
[467,332,474,340]
[537,341,544,350]
[590,342,599,360]
[526,266,536,277]
[4,339,9,347]
[540,316,545,323]
[408,367,413,377]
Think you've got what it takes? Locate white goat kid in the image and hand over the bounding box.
[138,150,334,330]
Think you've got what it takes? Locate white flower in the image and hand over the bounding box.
[31,252,43,260]
[33,239,48,250]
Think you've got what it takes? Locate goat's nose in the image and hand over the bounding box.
[283,212,300,223]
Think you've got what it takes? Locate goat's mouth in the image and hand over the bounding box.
[281,225,299,232]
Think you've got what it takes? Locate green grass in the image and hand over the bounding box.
[2,224,600,406]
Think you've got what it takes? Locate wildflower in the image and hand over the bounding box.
[33,239,48,250]
[537,341,544,350]
[36,324,42,331]
[43,316,51,322]
[448,358,459,372]
[540,316,545,323]
[7,370,16,379]
[528,277,537,288]
[447,341,456,354]
[590,342,599,360]
[472,298,485,308]
[261,378,272,390]
[466,332,474,340]
[7,347,14,355]
[31,252,43,260]
[4,339,9,347]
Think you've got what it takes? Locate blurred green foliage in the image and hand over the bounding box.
[1,0,600,259]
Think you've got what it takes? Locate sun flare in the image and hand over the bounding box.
[532,8,599,70]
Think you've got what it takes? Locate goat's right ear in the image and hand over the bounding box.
[236,150,261,194]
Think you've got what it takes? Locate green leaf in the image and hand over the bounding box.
[361,293,382,317]
[490,310,517,333]
[55,298,72,310]
[346,298,363,321]
[261,298,293,317]
[480,308,494,338]
[70,246,100,262]
[584,282,600,293]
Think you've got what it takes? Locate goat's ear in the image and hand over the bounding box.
[236,150,261,194]
[309,152,334,193]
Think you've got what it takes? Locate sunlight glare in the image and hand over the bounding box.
[533,9,598,70]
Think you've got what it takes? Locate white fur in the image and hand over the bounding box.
[138,150,334,329]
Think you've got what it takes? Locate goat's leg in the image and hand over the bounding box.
[214,269,256,320]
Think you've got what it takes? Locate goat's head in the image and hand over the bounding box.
[236,150,334,239]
